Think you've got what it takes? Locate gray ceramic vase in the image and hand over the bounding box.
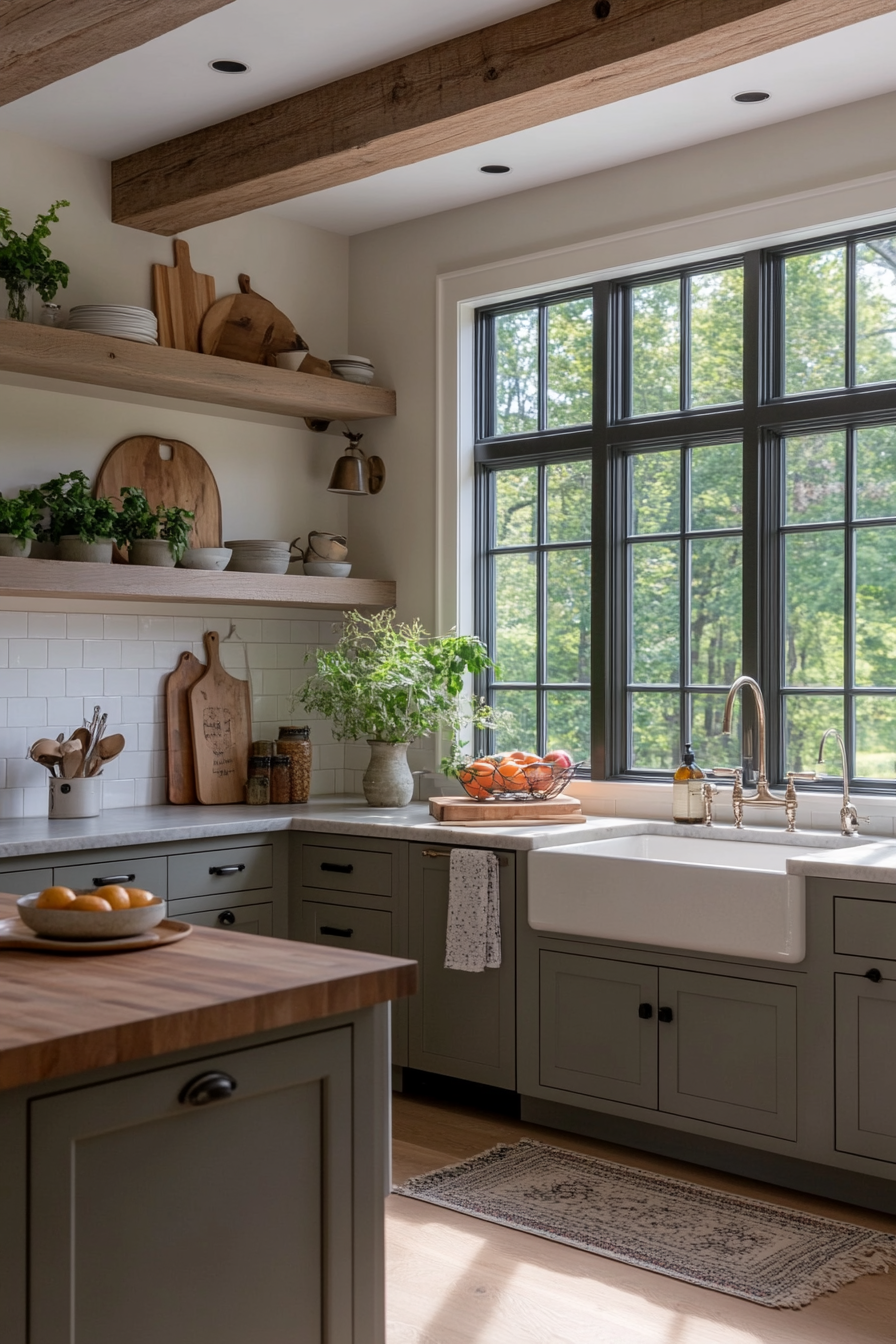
[362,740,414,807]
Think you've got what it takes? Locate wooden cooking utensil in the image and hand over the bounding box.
[200,274,307,366]
[61,745,83,779]
[95,435,222,561]
[152,239,216,353]
[188,632,251,805]
[30,738,62,761]
[166,650,205,804]
[97,733,125,760]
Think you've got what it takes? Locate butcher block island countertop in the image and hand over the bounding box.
[0,889,416,1092]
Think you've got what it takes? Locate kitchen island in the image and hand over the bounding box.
[0,890,416,1344]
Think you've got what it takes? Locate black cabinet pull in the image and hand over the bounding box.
[217,910,237,926]
[321,862,354,874]
[658,1006,674,1023]
[638,1003,653,1019]
[93,874,135,886]
[320,925,353,938]
[179,1071,238,1106]
[209,864,246,876]
[865,967,883,983]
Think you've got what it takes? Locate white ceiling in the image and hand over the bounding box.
[2,3,896,236]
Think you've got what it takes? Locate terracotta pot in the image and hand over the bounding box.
[362,740,414,808]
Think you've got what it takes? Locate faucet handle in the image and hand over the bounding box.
[708,766,742,781]
[788,771,817,781]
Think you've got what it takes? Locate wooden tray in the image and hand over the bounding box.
[436,814,587,827]
[429,794,582,822]
[0,917,192,955]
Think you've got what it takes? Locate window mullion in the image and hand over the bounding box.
[845,427,857,782]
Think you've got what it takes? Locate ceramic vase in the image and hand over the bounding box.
[0,535,31,558]
[362,740,414,807]
[129,538,176,567]
[58,536,113,563]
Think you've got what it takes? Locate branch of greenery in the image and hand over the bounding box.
[0,200,70,320]
[0,490,42,542]
[38,470,118,545]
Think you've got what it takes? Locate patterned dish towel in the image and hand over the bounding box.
[444,848,501,972]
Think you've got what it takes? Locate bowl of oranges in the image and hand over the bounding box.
[18,885,164,940]
[456,749,577,801]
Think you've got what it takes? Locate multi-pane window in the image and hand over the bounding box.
[476,224,896,791]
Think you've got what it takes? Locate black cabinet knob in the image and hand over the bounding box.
[658,1006,674,1023]
[638,1003,653,1019]
[218,910,237,926]
[179,1072,238,1106]
[865,968,883,983]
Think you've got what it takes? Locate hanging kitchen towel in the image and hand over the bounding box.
[445,848,501,973]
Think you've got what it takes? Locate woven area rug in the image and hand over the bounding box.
[393,1139,896,1309]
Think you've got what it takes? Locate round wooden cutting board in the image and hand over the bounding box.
[95,436,223,558]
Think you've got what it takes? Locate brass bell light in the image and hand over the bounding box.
[327,431,386,495]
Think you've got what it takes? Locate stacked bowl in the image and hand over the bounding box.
[67,305,158,345]
[225,540,291,574]
[329,355,374,385]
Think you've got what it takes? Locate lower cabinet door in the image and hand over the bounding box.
[180,900,274,936]
[539,951,659,1108]
[29,1030,353,1344]
[835,971,896,1163]
[302,900,392,955]
[657,968,797,1139]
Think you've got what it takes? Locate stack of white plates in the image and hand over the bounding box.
[329,355,375,385]
[67,305,158,345]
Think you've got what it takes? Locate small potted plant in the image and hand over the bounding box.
[291,609,503,806]
[39,470,118,563]
[0,200,70,322]
[0,489,43,557]
[115,486,194,566]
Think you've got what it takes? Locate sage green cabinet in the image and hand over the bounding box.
[180,900,274,936]
[302,901,392,956]
[835,971,896,1164]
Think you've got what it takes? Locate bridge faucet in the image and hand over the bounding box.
[817,728,861,837]
[720,675,814,833]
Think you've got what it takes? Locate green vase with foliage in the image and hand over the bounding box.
[0,200,70,322]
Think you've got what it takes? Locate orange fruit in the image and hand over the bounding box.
[69,894,112,912]
[93,884,131,910]
[124,888,157,908]
[35,885,77,909]
[526,763,553,790]
[495,761,529,792]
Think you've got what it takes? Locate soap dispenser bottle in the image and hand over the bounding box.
[672,742,705,824]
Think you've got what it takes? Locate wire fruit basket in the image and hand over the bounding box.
[456,758,581,802]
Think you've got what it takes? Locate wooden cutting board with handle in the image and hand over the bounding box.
[189,631,251,805]
[152,239,216,352]
[166,650,205,804]
[200,274,307,365]
[96,435,222,560]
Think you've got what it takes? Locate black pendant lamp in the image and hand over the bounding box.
[327,431,386,495]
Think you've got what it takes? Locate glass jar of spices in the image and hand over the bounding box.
[246,755,271,806]
[277,725,312,804]
[271,754,292,804]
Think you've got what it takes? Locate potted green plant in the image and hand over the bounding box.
[115,486,194,566]
[291,609,502,806]
[0,489,43,558]
[39,470,118,563]
[0,200,70,322]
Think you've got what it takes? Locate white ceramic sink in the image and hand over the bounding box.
[528,832,827,963]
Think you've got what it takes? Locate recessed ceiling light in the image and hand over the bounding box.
[480,164,511,174]
[733,91,770,103]
[209,59,249,73]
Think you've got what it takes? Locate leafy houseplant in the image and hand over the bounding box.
[116,486,194,565]
[0,200,70,322]
[291,609,502,806]
[0,490,43,557]
[39,470,118,562]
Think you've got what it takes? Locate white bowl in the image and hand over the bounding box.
[303,561,352,577]
[332,367,375,385]
[276,349,308,371]
[18,893,165,941]
[329,354,373,365]
[178,547,232,571]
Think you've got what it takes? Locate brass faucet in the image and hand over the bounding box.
[719,675,814,833]
[817,728,861,837]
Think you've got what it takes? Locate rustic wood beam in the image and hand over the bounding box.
[112,0,896,235]
[0,0,235,106]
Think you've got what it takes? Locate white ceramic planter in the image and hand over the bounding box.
[0,535,31,558]
[49,776,101,819]
[362,740,414,807]
[58,536,113,563]
[129,538,176,567]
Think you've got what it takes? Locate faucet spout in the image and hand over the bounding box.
[722,675,767,782]
[817,727,860,836]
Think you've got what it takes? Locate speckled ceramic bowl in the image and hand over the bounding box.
[18,893,165,940]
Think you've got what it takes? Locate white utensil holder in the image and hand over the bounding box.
[49,777,101,819]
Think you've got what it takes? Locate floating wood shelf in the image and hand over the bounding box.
[0,321,396,422]
[0,557,395,610]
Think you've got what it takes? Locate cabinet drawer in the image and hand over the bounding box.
[54,856,167,900]
[179,901,273,937]
[835,896,896,961]
[0,867,53,896]
[168,845,272,900]
[302,901,392,955]
[302,844,392,898]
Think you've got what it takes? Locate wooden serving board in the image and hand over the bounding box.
[0,917,191,954]
[96,435,222,559]
[200,274,306,366]
[152,239,216,353]
[429,794,582,822]
[166,649,205,804]
[437,815,587,828]
[189,630,251,805]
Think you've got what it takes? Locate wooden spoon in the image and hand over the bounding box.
[61,746,83,779]
[30,738,63,762]
[97,733,125,760]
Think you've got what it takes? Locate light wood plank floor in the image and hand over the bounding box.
[388,1095,896,1343]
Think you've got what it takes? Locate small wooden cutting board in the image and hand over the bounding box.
[429,795,582,822]
[189,630,251,805]
[166,650,205,804]
[152,238,216,352]
[200,274,306,365]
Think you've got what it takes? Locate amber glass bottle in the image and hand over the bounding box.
[672,742,705,824]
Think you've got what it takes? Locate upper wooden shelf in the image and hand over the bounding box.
[0,321,396,423]
[0,557,395,611]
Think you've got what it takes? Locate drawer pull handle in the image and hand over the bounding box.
[93,874,135,886]
[865,967,883,983]
[638,1003,653,1019]
[320,925,353,938]
[179,1071,238,1106]
[218,910,237,926]
[209,864,246,876]
[321,862,354,874]
[658,1007,674,1023]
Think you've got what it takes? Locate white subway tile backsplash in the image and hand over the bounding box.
[48,639,82,668]
[9,697,45,726]
[27,668,66,698]
[104,615,139,640]
[247,643,277,669]
[0,788,23,817]
[262,620,290,644]
[291,621,319,642]
[9,639,47,669]
[0,670,27,697]
[104,668,139,697]
[138,668,167,696]
[66,614,103,639]
[120,640,155,668]
[153,641,184,669]
[0,640,9,669]
[83,640,122,669]
[47,697,87,726]
[138,721,165,751]
[7,756,47,788]
[103,778,135,809]
[66,667,104,697]
[172,616,204,642]
[276,644,305,668]
[262,669,293,696]
[0,613,27,639]
[122,696,158,723]
[138,616,173,641]
[28,613,66,639]
[23,787,48,817]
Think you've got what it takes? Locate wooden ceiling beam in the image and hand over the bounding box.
[112,0,896,235]
[0,0,236,106]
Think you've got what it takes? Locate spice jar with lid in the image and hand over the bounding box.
[246,755,271,806]
[277,725,312,804]
[271,754,292,804]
